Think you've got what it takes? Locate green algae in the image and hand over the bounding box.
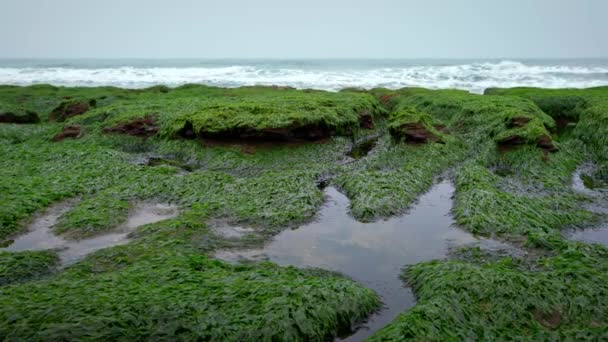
[0,250,58,286]
[56,85,385,141]
[1,84,608,340]
[370,236,608,340]
[53,193,131,239]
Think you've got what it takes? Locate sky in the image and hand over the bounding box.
[0,0,606,59]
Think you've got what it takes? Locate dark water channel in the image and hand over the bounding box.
[215,180,514,341]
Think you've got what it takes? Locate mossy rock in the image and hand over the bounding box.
[0,102,39,124]
[388,106,447,143]
[49,99,96,122]
[390,89,558,152]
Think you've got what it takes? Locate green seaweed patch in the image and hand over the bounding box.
[54,194,130,239]
[370,237,608,340]
[0,252,379,341]
[454,162,597,235]
[336,140,465,221]
[66,86,384,142]
[165,91,382,141]
[0,250,58,286]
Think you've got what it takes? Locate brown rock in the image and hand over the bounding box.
[392,122,441,143]
[50,100,95,122]
[53,125,83,141]
[537,134,557,152]
[508,116,532,128]
[534,309,562,330]
[102,115,159,137]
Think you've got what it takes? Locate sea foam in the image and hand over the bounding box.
[0,60,607,93]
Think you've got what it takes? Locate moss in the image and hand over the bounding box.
[0,250,58,286]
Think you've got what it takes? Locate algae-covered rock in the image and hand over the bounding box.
[388,106,446,143]
[390,89,558,152]
[49,99,96,122]
[53,125,83,141]
[0,102,39,124]
[163,88,382,141]
[485,87,608,159]
[102,115,159,137]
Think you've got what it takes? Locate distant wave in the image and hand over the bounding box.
[1,60,607,93]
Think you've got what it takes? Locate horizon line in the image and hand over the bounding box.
[1,56,608,61]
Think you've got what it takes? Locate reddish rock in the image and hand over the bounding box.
[508,116,532,128]
[434,124,450,134]
[102,115,159,137]
[50,100,95,122]
[537,134,557,152]
[53,125,83,141]
[391,122,441,144]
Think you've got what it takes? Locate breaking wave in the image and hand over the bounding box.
[1,60,607,93]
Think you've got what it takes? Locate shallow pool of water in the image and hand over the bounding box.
[2,202,178,266]
[567,166,608,246]
[214,180,511,341]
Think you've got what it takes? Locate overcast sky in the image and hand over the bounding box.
[1,0,606,59]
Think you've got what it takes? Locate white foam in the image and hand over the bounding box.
[1,60,607,93]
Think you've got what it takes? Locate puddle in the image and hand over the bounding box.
[1,200,75,251]
[566,165,608,246]
[346,137,380,160]
[2,202,178,266]
[131,154,196,175]
[213,225,256,238]
[568,227,608,247]
[214,180,511,341]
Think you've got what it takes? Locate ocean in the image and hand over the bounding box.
[1,58,607,94]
